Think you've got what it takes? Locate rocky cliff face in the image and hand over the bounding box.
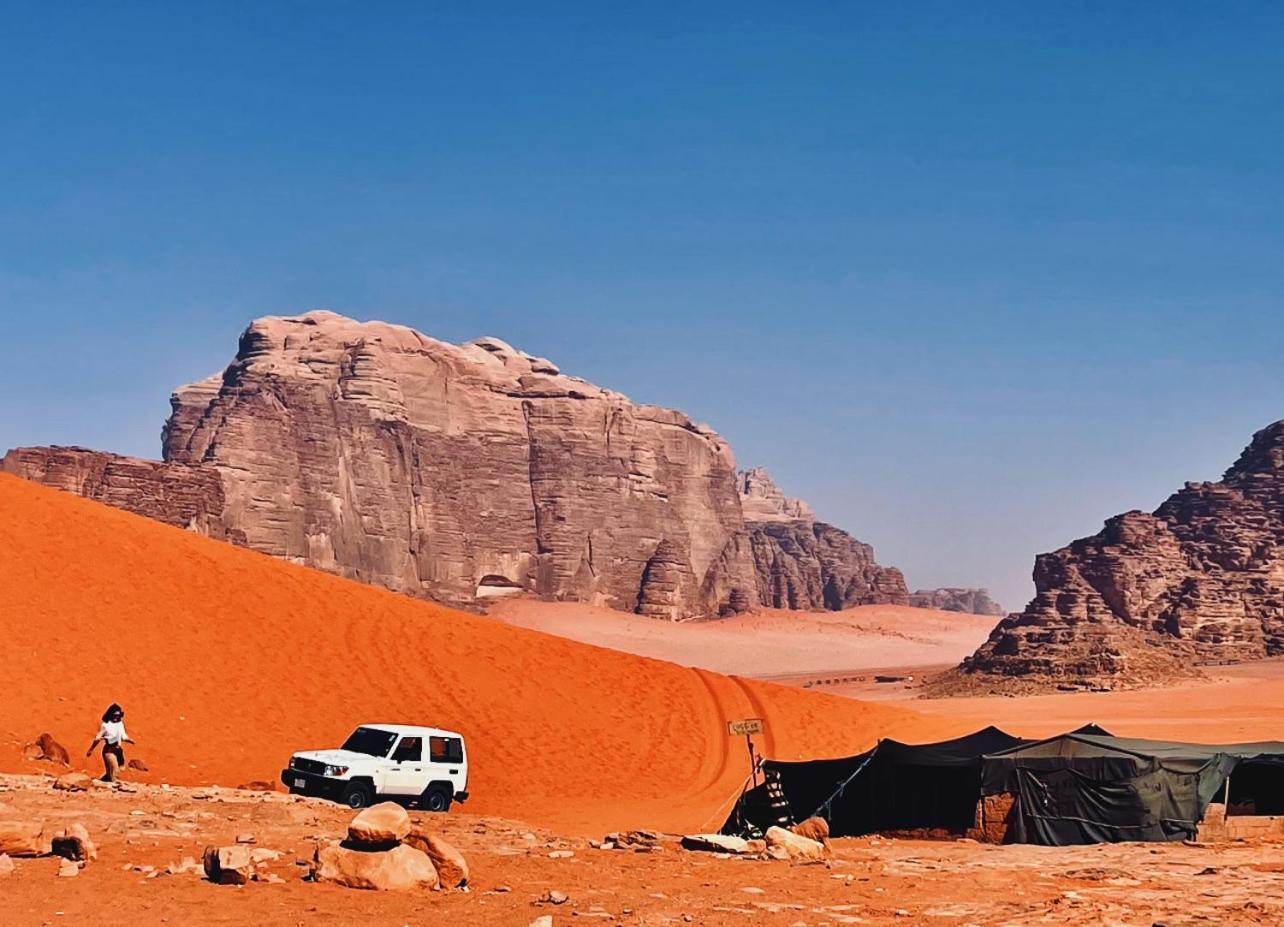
[721,469,909,611]
[1,446,231,540]
[6,311,909,620]
[909,588,1005,616]
[959,421,1284,686]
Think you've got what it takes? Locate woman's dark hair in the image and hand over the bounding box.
[101,703,124,723]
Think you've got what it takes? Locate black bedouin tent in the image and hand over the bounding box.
[723,725,1026,838]
[981,733,1284,846]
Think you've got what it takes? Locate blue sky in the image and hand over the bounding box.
[2,2,1282,610]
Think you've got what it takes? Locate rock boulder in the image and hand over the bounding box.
[403,829,468,889]
[348,802,411,847]
[764,825,825,860]
[203,845,256,885]
[0,821,50,858]
[53,773,92,792]
[312,841,439,891]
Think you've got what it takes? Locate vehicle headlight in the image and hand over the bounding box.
[324,765,349,777]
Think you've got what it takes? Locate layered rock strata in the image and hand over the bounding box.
[5,311,909,619]
[959,420,1284,685]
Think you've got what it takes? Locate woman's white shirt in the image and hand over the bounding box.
[98,720,128,745]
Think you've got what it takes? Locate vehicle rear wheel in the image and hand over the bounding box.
[341,782,374,810]
[421,784,452,813]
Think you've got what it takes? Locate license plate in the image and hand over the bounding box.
[294,778,306,788]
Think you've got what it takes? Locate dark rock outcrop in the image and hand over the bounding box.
[1,446,231,540]
[909,588,1005,616]
[4,311,910,620]
[958,420,1284,687]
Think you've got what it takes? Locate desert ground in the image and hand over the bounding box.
[6,772,1284,927]
[8,472,1284,926]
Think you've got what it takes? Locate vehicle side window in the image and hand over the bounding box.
[392,736,422,762]
[430,736,464,764]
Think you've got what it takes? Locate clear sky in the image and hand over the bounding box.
[3,2,1282,611]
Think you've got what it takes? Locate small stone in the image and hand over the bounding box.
[57,857,80,878]
[0,854,14,877]
[235,834,256,845]
[548,850,574,859]
[681,833,750,855]
[540,890,569,905]
[203,845,255,885]
[530,917,554,927]
[52,773,93,792]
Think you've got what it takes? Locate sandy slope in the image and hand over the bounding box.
[486,599,996,678]
[0,474,966,836]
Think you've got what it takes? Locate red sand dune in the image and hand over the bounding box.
[488,598,996,678]
[0,474,965,835]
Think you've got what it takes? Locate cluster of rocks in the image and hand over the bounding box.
[4,310,913,620]
[308,801,468,892]
[0,818,96,879]
[679,816,830,862]
[908,587,1005,616]
[955,420,1284,688]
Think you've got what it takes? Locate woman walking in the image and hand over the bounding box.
[86,703,134,782]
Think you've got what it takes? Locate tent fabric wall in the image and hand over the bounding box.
[981,734,1284,846]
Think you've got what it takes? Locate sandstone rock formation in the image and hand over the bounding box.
[4,310,909,619]
[726,469,908,612]
[1,446,230,540]
[908,587,1005,616]
[958,421,1284,687]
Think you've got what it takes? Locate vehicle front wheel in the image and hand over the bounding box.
[340,782,374,810]
[420,785,452,813]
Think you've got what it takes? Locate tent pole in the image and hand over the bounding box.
[1223,773,1231,812]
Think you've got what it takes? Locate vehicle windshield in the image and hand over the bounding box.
[340,727,399,758]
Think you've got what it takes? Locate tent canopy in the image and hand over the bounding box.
[725,725,1026,838]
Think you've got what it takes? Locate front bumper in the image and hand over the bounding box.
[281,767,347,800]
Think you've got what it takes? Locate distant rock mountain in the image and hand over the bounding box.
[4,310,910,619]
[726,469,908,611]
[956,420,1284,688]
[909,588,1005,616]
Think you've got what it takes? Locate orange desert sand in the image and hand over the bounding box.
[0,473,965,837]
[487,598,996,679]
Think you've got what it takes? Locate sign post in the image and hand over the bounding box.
[728,718,765,786]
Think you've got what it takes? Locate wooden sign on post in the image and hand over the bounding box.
[728,718,765,785]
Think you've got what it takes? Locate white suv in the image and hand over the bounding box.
[282,724,469,811]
